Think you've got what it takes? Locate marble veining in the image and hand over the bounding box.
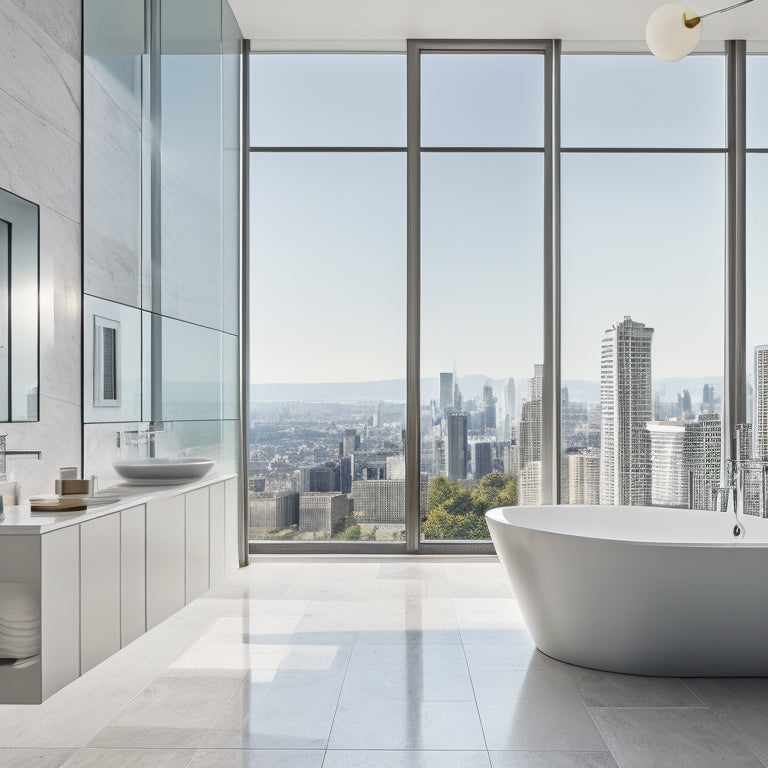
[0,88,80,224]
[9,0,80,61]
[0,1,80,144]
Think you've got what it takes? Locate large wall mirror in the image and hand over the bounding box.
[0,187,39,422]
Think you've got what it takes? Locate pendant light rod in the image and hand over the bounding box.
[700,0,754,19]
[685,0,754,27]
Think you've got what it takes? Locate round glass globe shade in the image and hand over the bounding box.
[645,3,703,62]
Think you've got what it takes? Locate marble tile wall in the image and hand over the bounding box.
[0,0,82,500]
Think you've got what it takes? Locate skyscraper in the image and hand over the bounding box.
[600,316,654,506]
[446,411,468,480]
[519,398,541,468]
[647,421,686,507]
[529,364,543,402]
[472,442,493,480]
[483,383,497,431]
[754,345,768,459]
[520,461,542,506]
[342,428,358,457]
[504,377,516,440]
[568,449,600,504]
[684,414,722,510]
[439,372,454,416]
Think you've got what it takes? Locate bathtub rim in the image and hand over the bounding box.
[485,503,763,547]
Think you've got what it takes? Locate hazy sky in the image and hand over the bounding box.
[248,51,767,387]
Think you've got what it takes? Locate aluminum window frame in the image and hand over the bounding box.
[245,41,750,555]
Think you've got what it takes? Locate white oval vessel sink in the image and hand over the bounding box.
[112,457,215,483]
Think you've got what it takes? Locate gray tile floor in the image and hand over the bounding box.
[1,555,767,767]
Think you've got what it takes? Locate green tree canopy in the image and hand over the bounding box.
[422,472,517,540]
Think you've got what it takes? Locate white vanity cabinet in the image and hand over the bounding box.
[224,478,239,576]
[185,487,210,603]
[40,527,80,700]
[0,474,238,704]
[146,494,186,630]
[209,481,226,587]
[120,504,146,646]
[80,512,121,673]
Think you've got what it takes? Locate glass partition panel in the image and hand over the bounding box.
[83,0,144,308]
[561,153,724,508]
[142,313,234,422]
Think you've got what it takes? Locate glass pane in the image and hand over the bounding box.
[83,0,144,307]
[0,221,8,421]
[222,1,241,336]
[421,53,544,147]
[747,55,768,148]
[421,153,543,540]
[562,55,725,148]
[249,153,406,542]
[143,314,230,422]
[159,51,226,330]
[84,420,232,485]
[561,153,724,508]
[250,54,406,147]
[747,156,768,492]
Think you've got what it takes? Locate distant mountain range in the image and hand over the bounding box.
[251,375,723,405]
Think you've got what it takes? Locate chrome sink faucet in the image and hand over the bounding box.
[0,434,41,481]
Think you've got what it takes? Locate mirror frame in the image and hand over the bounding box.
[0,186,40,423]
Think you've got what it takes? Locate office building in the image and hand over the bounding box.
[600,316,653,505]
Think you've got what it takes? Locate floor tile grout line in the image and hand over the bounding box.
[585,705,709,709]
[564,665,619,764]
[53,599,243,766]
[55,596,242,760]
[451,575,493,764]
[318,609,358,764]
[678,678,710,707]
[585,699,767,768]
[673,687,768,768]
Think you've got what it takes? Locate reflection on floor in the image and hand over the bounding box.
[0,555,767,767]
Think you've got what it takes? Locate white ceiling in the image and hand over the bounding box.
[229,0,768,46]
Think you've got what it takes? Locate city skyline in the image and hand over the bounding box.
[247,306,768,538]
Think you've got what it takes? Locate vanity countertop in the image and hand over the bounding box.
[0,474,237,535]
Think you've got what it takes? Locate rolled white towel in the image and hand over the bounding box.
[0,626,40,639]
[0,642,40,658]
[0,621,40,632]
[0,583,40,624]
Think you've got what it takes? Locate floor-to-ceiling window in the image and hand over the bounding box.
[247,42,755,552]
[248,54,407,544]
[416,47,546,542]
[745,49,768,513]
[560,53,726,510]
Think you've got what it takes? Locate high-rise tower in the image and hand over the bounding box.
[445,411,468,480]
[600,316,654,506]
[754,345,768,459]
[439,372,454,416]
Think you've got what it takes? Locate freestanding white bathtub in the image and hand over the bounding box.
[486,504,768,676]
